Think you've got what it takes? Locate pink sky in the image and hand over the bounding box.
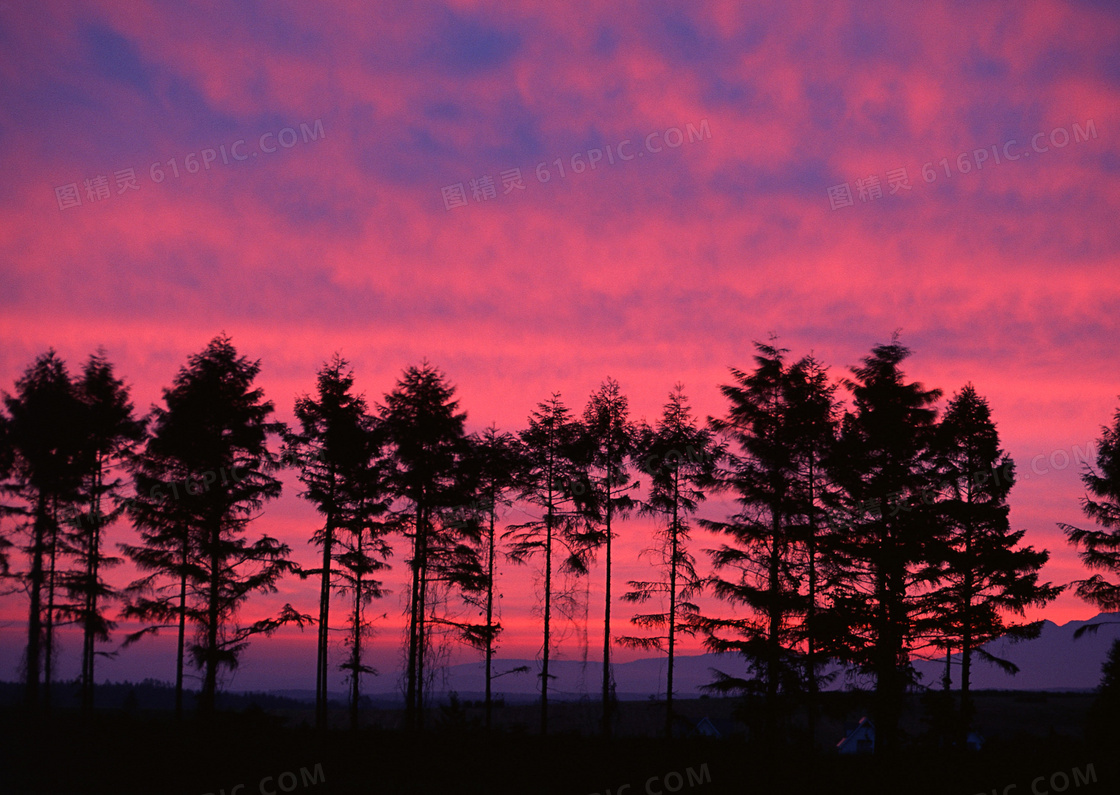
[1,0,1118,693]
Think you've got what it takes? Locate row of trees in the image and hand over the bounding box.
[2,334,1116,753]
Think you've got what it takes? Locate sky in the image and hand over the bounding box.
[0,0,1118,695]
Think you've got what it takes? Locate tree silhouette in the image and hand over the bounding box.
[335,451,391,731]
[701,343,839,747]
[506,393,591,736]
[287,353,389,729]
[62,351,145,714]
[379,362,476,730]
[783,353,842,747]
[830,338,943,756]
[1061,400,1120,620]
[460,425,524,731]
[1086,638,1120,745]
[0,412,12,579]
[2,350,85,711]
[621,384,719,739]
[581,377,638,737]
[122,335,307,716]
[924,384,1062,742]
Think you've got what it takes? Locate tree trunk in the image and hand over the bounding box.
[766,509,781,743]
[541,486,553,736]
[666,469,679,740]
[806,461,818,750]
[416,507,429,731]
[874,522,900,756]
[82,459,103,714]
[601,447,614,737]
[485,502,495,732]
[405,504,422,730]
[317,486,335,730]
[24,493,47,711]
[350,525,363,731]
[961,512,974,746]
[44,497,59,711]
[201,517,221,715]
[175,531,188,722]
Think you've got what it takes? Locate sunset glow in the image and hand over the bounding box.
[1,0,1118,699]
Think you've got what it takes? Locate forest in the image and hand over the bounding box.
[2,333,1119,794]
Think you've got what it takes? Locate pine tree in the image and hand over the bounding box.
[335,460,391,730]
[2,350,85,711]
[621,384,719,739]
[1086,638,1120,745]
[830,338,943,755]
[122,429,203,720]
[506,393,592,736]
[1061,401,1120,618]
[122,335,308,716]
[379,362,476,730]
[0,413,12,579]
[700,344,838,747]
[460,425,524,731]
[63,351,145,713]
[287,354,389,729]
[581,377,637,737]
[925,384,1062,742]
[783,354,842,747]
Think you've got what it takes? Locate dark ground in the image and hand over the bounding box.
[0,690,1115,795]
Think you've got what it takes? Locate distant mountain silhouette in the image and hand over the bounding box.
[394,612,1120,700]
[911,611,1120,691]
[12,613,1111,708]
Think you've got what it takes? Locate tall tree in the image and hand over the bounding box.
[783,354,842,747]
[0,406,16,582]
[581,377,637,737]
[1061,400,1120,619]
[335,455,391,731]
[122,434,203,719]
[507,393,592,736]
[1086,638,1120,745]
[123,336,307,716]
[379,362,476,730]
[459,425,524,731]
[925,384,1062,741]
[2,350,85,711]
[830,338,943,755]
[700,344,838,747]
[286,354,388,730]
[621,384,719,739]
[62,351,145,713]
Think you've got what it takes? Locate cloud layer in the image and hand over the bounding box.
[1,0,1118,690]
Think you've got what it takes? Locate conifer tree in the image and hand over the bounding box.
[581,377,637,737]
[379,362,477,730]
[620,385,719,739]
[506,393,592,736]
[287,354,389,729]
[1061,400,1120,619]
[459,425,524,731]
[925,384,1062,741]
[700,344,839,746]
[830,338,943,755]
[2,350,85,711]
[63,351,145,713]
[123,336,307,716]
